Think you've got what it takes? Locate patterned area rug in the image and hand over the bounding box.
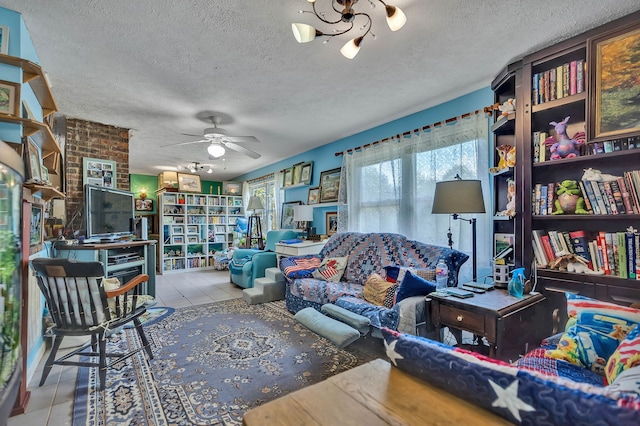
[73,298,379,425]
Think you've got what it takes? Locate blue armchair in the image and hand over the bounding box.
[229,230,298,288]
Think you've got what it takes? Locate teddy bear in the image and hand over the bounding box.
[552,180,589,215]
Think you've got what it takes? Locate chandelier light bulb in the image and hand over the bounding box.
[340,36,363,59]
[292,23,320,43]
[385,5,407,31]
[208,143,226,158]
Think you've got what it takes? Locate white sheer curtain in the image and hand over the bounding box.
[339,113,491,283]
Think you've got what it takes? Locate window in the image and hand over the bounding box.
[246,174,277,231]
[342,114,490,283]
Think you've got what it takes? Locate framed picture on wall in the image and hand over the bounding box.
[135,198,153,211]
[222,181,242,195]
[300,161,313,185]
[0,25,9,54]
[83,157,116,188]
[281,200,302,229]
[283,167,293,187]
[307,187,320,205]
[25,137,43,183]
[292,163,303,185]
[30,203,44,254]
[0,79,20,117]
[319,168,341,203]
[177,173,202,193]
[325,211,338,236]
[589,23,640,140]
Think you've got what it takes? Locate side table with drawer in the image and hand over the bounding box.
[430,289,546,362]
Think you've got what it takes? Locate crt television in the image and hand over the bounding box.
[85,184,135,241]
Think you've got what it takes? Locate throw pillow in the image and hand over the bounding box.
[395,271,436,304]
[545,294,640,375]
[362,273,397,307]
[607,364,640,395]
[564,293,640,330]
[312,256,348,282]
[605,325,640,384]
[383,266,435,283]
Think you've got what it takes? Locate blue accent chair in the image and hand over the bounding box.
[229,229,299,289]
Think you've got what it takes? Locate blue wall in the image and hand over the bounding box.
[235,87,494,233]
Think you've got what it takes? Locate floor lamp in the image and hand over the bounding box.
[431,174,486,282]
[246,196,265,249]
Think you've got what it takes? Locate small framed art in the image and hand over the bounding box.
[283,168,293,187]
[83,157,116,188]
[30,203,44,254]
[223,181,242,195]
[26,137,43,183]
[292,163,303,185]
[307,187,319,205]
[178,173,202,193]
[281,200,302,229]
[135,198,154,211]
[325,211,338,236]
[0,25,9,54]
[300,161,313,185]
[0,80,20,117]
[319,167,341,203]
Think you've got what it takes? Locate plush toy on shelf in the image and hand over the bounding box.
[545,116,584,160]
[552,180,589,215]
[498,98,516,118]
[490,144,516,174]
[581,168,620,183]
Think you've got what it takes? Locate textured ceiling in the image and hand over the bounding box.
[2,0,639,180]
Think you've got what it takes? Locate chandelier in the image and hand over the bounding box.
[177,162,213,174]
[292,0,407,59]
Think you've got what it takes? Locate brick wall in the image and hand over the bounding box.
[64,118,130,234]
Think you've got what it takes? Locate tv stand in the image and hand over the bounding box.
[53,240,157,296]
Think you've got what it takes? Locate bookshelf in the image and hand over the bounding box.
[492,10,640,331]
[158,191,244,273]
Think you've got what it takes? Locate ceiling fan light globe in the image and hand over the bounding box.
[208,144,226,158]
[385,5,406,31]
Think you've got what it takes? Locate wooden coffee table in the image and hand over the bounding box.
[242,358,509,425]
[431,289,546,362]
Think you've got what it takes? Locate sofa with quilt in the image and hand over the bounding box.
[280,232,469,336]
[379,291,640,425]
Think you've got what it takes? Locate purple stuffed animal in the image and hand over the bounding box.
[548,116,582,160]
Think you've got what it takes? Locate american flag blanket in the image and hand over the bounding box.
[280,255,322,280]
[381,328,640,425]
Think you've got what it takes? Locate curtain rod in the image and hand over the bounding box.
[247,172,275,184]
[334,104,498,157]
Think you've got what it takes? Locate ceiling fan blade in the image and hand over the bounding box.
[224,142,261,159]
[226,135,260,144]
[180,132,203,137]
[160,139,209,147]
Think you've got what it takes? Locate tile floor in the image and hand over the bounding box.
[8,268,243,426]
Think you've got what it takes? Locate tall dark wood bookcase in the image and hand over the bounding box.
[491,10,640,333]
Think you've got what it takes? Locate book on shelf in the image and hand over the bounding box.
[625,229,637,279]
[597,233,610,275]
[531,233,547,267]
[549,67,557,101]
[556,65,564,100]
[617,177,636,214]
[547,182,555,215]
[540,185,548,215]
[589,241,601,272]
[589,181,609,215]
[539,132,548,162]
[577,180,594,214]
[561,231,576,254]
[569,230,592,268]
[576,59,585,94]
[540,234,556,263]
[609,180,627,214]
[617,232,628,279]
[569,61,578,95]
[602,181,619,214]
[533,131,541,162]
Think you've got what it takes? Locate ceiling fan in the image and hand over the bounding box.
[163,115,261,159]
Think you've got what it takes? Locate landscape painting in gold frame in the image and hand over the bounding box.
[590,23,640,140]
[177,173,202,193]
